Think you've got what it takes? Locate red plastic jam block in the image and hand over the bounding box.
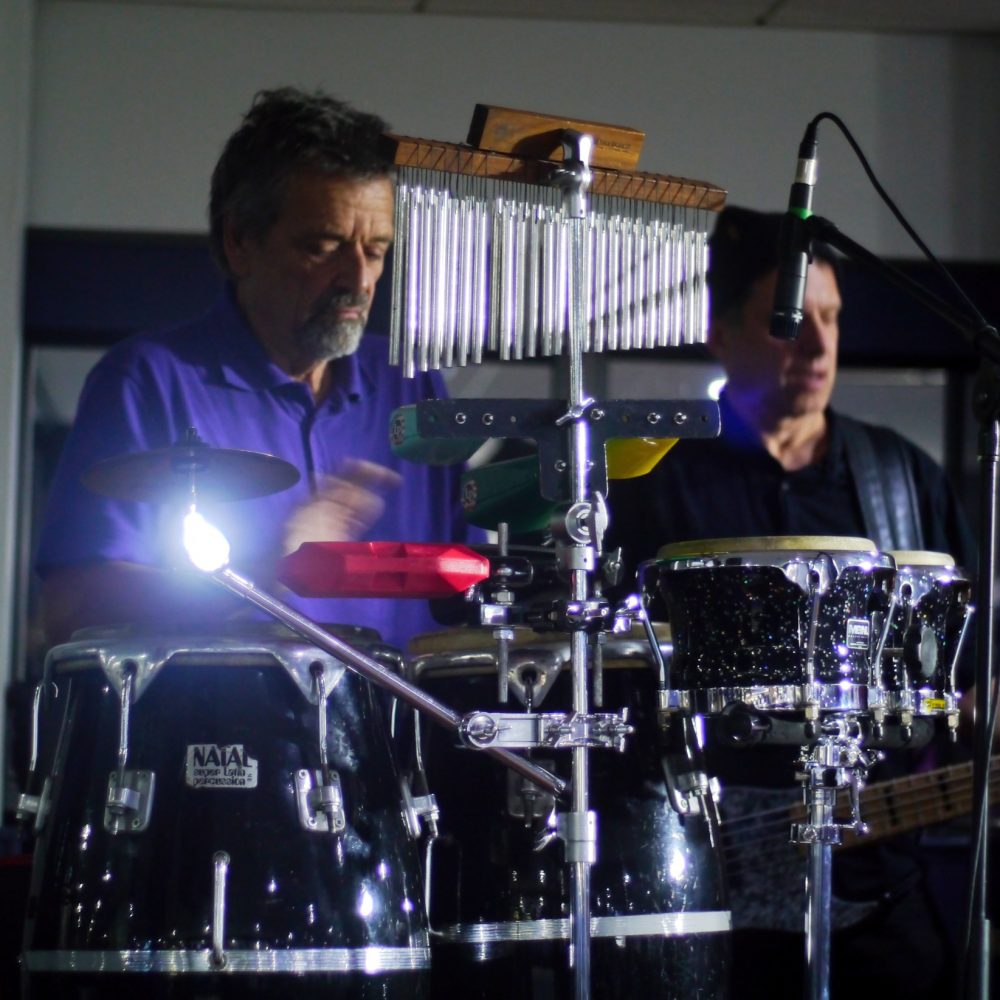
[279,541,491,598]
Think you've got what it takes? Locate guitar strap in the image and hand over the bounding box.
[839,414,925,551]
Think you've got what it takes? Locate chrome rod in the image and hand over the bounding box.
[403,189,422,378]
[804,803,833,1000]
[472,199,489,365]
[559,129,596,1000]
[389,184,408,369]
[211,566,565,799]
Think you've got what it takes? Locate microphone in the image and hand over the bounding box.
[770,122,819,340]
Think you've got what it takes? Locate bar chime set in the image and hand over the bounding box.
[387,108,717,377]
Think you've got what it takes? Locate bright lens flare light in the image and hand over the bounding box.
[707,376,727,401]
[183,507,231,572]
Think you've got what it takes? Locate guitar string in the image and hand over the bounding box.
[721,769,982,857]
[720,769,994,875]
[721,773,994,881]
[719,761,987,838]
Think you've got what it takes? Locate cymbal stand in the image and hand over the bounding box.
[792,716,878,1000]
[555,130,599,1000]
[461,130,605,1000]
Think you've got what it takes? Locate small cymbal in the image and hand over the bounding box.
[82,442,300,503]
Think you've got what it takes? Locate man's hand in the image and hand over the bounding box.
[283,459,403,554]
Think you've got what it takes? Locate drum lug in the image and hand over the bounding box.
[533,812,561,852]
[294,768,346,833]
[507,762,557,822]
[16,680,56,833]
[663,763,711,817]
[104,665,154,834]
[104,770,155,834]
[401,775,440,839]
[945,707,961,741]
[868,703,887,742]
[16,778,52,833]
[211,850,230,970]
[301,665,347,833]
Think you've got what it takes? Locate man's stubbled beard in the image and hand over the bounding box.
[296,290,370,362]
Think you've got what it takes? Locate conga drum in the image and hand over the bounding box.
[404,624,730,999]
[21,622,429,999]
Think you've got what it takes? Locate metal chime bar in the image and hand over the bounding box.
[385,132,724,378]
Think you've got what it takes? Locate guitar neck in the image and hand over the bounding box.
[719,759,996,934]
[834,755,997,849]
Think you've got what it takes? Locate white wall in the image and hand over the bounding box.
[28,2,1000,260]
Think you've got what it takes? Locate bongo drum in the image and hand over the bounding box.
[876,551,973,720]
[655,536,895,716]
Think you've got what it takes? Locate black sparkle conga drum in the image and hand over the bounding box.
[21,622,429,999]
[404,625,730,999]
[655,536,895,717]
[877,550,973,722]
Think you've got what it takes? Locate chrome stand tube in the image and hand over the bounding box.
[792,721,875,1000]
[557,130,597,1000]
[803,793,835,1000]
[211,565,564,800]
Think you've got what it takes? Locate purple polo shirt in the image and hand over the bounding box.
[36,288,471,650]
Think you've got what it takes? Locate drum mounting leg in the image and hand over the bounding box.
[104,666,156,834]
[792,717,879,1000]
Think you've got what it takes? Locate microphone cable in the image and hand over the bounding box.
[803,110,991,333]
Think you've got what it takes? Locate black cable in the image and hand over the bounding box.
[807,111,992,331]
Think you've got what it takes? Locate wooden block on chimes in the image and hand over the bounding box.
[466,104,645,171]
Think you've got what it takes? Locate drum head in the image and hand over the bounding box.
[408,622,671,658]
[887,550,956,568]
[657,535,877,560]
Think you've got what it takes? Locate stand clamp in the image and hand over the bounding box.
[459,710,633,751]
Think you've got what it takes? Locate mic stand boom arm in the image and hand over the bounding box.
[805,215,1000,363]
[802,213,999,1000]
